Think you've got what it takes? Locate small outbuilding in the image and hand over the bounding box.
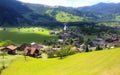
[0,47,5,51]
[6,45,17,55]
[0,47,5,53]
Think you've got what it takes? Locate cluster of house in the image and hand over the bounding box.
[0,42,60,57]
[0,35,120,57]
[105,33,120,48]
[89,33,120,50]
[47,25,120,52]
[57,28,84,47]
[1,25,120,57]
[0,43,44,57]
[57,25,120,51]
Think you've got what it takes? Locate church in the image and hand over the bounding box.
[63,23,68,31]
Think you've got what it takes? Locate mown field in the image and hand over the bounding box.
[0,27,58,44]
[1,48,120,75]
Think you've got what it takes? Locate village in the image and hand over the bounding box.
[0,24,120,59]
[1,0,120,74]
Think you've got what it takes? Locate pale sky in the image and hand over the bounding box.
[18,0,120,7]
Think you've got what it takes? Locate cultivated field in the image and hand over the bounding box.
[1,48,120,75]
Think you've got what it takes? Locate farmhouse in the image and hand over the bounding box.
[24,43,43,57]
[17,43,29,51]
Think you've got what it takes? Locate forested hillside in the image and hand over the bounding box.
[0,0,120,26]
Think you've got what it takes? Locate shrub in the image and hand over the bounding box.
[85,45,89,52]
[46,50,56,58]
[0,40,14,47]
[56,45,77,59]
[96,45,103,50]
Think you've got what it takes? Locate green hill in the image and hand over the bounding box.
[1,0,120,26]
[1,48,120,75]
[55,11,83,22]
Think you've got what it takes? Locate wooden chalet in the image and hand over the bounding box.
[24,43,43,57]
[0,45,17,55]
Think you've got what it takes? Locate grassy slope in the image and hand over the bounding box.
[0,55,19,69]
[0,28,58,44]
[55,11,83,22]
[1,48,120,75]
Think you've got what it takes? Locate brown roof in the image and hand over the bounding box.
[23,47,30,55]
[6,45,17,50]
[30,47,36,55]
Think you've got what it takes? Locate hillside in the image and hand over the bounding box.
[77,3,120,21]
[0,0,32,26]
[1,48,120,75]
[0,0,84,26]
[0,0,120,26]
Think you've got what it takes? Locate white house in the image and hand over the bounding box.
[58,39,64,42]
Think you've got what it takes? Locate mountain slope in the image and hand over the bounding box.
[0,0,84,26]
[1,48,120,75]
[0,0,120,26]
[0,0,32,26]
[0,0,56,26]
[25,3,84,22]
[77,3,120,21]
[0,5,29,26]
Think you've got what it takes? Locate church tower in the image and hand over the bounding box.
[63,23,68,31]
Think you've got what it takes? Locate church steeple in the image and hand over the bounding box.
[63,23,68,31]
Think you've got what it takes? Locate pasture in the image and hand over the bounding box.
[0,27,58,44]
[1,48,120,75]
[0,55,20,69]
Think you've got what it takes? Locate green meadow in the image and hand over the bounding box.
[1,48,120,75]
[0,27,58,44]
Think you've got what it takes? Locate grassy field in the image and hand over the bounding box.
[0,55,20,69]
[1,48,120,75]
[0,27,58,44]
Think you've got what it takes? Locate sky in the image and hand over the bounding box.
[18,0,120,7]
